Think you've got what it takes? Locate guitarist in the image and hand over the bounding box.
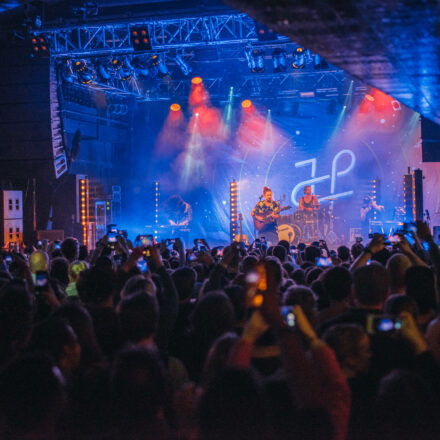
[251,186,280,243]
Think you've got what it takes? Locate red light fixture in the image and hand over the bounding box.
[170,103,181,112]
[191,76,202,85]
[241,99,252,109]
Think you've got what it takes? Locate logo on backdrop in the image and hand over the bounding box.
[291,149,356,206]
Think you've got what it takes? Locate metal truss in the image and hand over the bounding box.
[140,70,366,103]
[35,13,289,58]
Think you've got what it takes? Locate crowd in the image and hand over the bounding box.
[0,222,440,440]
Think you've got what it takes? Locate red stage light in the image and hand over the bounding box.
[241,99,252,109]
[365,94,375,102]
[191,77,202,85]
[170,103,181,112]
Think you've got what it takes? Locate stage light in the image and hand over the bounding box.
[249,49,265,73]
[241,99,252,109]
[111,58,124,70]
[149,54,168,78]
[59,61,75,83]
[254,21,277,41]
[272,48,287,73]
[120,58,133,81]
[365,94,375,102]
[170,103,181,112]
[30,33,50,57]
[95,59,111,81]
[175,54,192,76]
[229,179,239,242]
[133,57,150,79]
[292,47,305,69]
[130,25,152,51]
[191,76,202,85]
[73,60,95,84]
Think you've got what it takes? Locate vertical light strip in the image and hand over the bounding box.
[230,180,238,242]
[154,181,159,240]
[80,177,90,246]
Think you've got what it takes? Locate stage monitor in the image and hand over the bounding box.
[422,116,440,162]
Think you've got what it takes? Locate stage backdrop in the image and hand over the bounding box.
[125,86,440,244]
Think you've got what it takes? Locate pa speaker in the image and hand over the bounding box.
[422,116,440,162]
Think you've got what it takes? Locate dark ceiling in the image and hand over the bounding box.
[225,0,440,124]
[3,0,440,124]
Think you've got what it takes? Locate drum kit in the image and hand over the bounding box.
[276,198,338,245]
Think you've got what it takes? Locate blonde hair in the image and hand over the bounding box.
[69,260,89,282]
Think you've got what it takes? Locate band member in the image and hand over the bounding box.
[299,185,319,211]
[251,186,280,243]
[163,195,192,226]
[360,196,384,238]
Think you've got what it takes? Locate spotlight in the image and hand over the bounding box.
[241,99,252,109]
[272,48,287,73]
[170,103,181,112]
[292,47,305,69]
[120,57,133,81]
[130,25,152,51]
[30,34,50,57]
[365,94,375,102]
[247,49,265,73]
[313,53,329,70]
[95,59,111,81]
[191,76,202,85]
[73,59,95,84]
[175,54,192,76]
[59,61,75,83]
[133,57,150,79]
[149,54,168,78]
[111,58,124,70]
[254,21,277,41]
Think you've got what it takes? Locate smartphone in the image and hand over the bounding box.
[290,248,298,255]
[317,257,332,267]
[141,235,154,247]
[422,241,430,251]
[107,231,118,243]
[35,270,49,292]
[366,314,403,334]
[405,222,417,233]
[385,234,400,245]
[107,224,118,234]
[281,306,295,328]
[245,271,263,308]
[136,258,148,273]
[319,240,326,247]
[216,247,224,257]
[404,233,415,246]
[5,254,12,264]
[355,236,363,243]
[187,253,197,262]
[195,239,206,252]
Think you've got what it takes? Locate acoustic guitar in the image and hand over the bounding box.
[253,206,291,231]
[234,213,249,245]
